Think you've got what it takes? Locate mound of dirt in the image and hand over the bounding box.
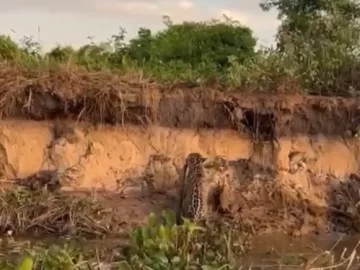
[211,161,360,237]
[0,64,360,138]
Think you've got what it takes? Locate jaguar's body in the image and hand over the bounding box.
[176,153,230,224]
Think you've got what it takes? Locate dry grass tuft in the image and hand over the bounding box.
[0,187,119,238]
[0,62,156,122]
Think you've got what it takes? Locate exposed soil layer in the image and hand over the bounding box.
[57,169,360,238]
[0,120,359,188]
[0,119,358,237]
[1,65,360,137]
[1,65,360,238]
[221,170,360,237]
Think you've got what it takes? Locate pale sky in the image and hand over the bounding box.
[0,0,281,52]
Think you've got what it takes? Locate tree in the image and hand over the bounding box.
[260,0,360,94]
[260,0,360,50]
[260,0,360,21]
[126,28,154,63]
[126,16,257,70]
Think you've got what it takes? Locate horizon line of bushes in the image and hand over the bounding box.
[1,0,360,96]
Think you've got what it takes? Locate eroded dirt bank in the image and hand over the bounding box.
[1,119,359,188]
[0,118,360,237]
[4,82,360,138]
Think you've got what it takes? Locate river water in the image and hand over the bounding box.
[1,233,360,269]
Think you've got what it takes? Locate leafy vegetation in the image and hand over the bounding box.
[0,187,357,269]
[0,210,359,270]
[1,0,360,95]
[260,0,360,95]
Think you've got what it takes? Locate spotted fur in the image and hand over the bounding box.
[177,153,230,224]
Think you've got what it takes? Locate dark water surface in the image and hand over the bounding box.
[248,233,360,269]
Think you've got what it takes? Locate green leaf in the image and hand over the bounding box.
[158,224,170,242]
[146,213,158,227]
[162,210,176,226]
[15,255,33,270]
[141,227,151,240]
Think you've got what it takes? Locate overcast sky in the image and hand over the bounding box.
[0,0,281,52]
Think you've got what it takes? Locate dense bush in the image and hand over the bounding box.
[1,0,360,95]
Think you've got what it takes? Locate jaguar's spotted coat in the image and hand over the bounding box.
[176,153,230,224]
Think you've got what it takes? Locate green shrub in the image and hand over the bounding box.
[1,3,360,95]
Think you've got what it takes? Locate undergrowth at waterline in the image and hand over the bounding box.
[0,205,357,270]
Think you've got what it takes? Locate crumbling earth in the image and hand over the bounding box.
[0,141,359,240]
